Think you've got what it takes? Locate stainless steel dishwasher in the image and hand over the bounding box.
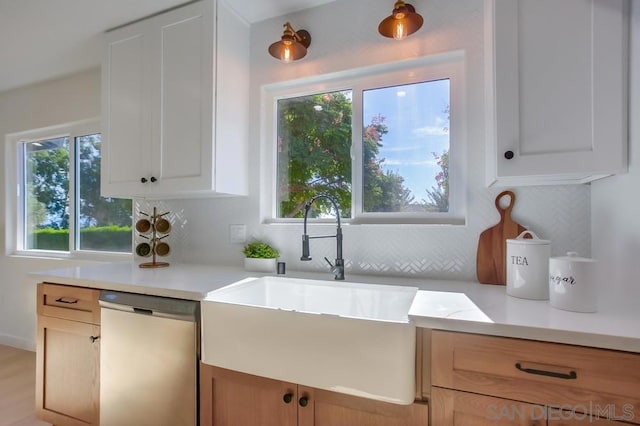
[99,290,199,426]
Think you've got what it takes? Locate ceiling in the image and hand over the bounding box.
[0,0,335,94]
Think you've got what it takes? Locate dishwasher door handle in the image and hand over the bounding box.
[99,300,196,322]
[100,301,153,316]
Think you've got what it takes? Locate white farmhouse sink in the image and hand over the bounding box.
[201,276,417,404]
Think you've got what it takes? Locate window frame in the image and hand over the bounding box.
[261,51,467,225]
[5,118,133,260]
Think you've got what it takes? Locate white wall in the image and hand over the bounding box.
[591,2,639,310]
[0,69,102,350]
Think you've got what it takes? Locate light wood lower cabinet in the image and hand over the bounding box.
[429,330,640,425]
[36,283,100,426]
[200,362,296,426]
[200,363,428,426]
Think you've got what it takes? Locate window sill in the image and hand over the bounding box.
[349,216,466,226]
[8,250,133,262]
[263,217,466,226]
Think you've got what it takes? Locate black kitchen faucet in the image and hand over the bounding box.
[300,194,345,280]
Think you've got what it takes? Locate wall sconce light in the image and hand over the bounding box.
[378,0,424,40]
[268,22,312,62]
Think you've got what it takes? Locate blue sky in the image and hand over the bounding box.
[363,79,450,202]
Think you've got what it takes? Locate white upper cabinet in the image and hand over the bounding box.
[101,0,249,198]
[485,0,629,186]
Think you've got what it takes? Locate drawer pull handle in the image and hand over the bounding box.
[55,297,78,304]
[515,362,577,380]
[89,336,100,343]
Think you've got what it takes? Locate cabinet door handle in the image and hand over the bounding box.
[504,150,515,160]
[515,362,577,380]
[89,336,100,343]
[141,177,148,183]
[150,176,157,183]
[282,393,293,404]
[298,396,309,407]
[55,297,78,304]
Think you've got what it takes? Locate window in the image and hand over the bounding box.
[361,79,450,215]
[276,90,353,218]
[24,136,70,250]
[265,53,465,224]
[9,119,132,255]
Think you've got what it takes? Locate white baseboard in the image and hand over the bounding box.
[0,334,36,352]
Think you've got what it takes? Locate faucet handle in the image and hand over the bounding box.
[325,257,345,280]
[324,257,338,273]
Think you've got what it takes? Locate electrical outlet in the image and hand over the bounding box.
[229,224,246,244]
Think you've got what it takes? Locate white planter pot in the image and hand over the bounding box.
[244,257,277,273]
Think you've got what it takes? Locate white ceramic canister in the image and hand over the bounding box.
[549,252,597,312]
[506,230,551,300]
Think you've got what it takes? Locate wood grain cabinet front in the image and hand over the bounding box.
[37,282,100,324]
[35,283,101,426]
[200,363,428,426]
[431,330,640,425]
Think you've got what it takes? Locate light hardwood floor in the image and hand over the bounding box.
[0,345,50,426]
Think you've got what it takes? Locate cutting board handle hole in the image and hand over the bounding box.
[496,190,515,211]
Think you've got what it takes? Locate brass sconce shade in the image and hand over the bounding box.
[268,22,312,62]
[378,0,424,40]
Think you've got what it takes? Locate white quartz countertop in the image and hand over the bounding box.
[407,284,640,353]
[30,262,640,353]
[30,262,253,300]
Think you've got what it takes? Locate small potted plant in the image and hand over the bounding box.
[242,240,280,273]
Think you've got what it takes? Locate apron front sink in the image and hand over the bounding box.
[201,276,417,404]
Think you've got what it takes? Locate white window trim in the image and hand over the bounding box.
[260,51,467,225]
[5,118,133,260]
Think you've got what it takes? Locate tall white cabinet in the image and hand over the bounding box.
[101,0,249,198]
[485,0,629,186]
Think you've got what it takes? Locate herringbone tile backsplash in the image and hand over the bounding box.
[135,184,590,282]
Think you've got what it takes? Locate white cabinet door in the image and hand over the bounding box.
[147,0,215,196]
[101,0,248,198]
[486,0,629,186]
[102,20,153,197]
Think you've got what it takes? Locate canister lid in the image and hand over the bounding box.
[550,251,595,263]
[506,230,550,245]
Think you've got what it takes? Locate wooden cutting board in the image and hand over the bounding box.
[476,190,526,285]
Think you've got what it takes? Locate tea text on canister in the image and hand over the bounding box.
[511,256,529,266]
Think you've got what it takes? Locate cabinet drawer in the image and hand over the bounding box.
[37,283,100,325]
[432,331,640,423]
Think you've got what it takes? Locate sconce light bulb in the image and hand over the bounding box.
[281,44,293,62]
[393,18,407,40]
